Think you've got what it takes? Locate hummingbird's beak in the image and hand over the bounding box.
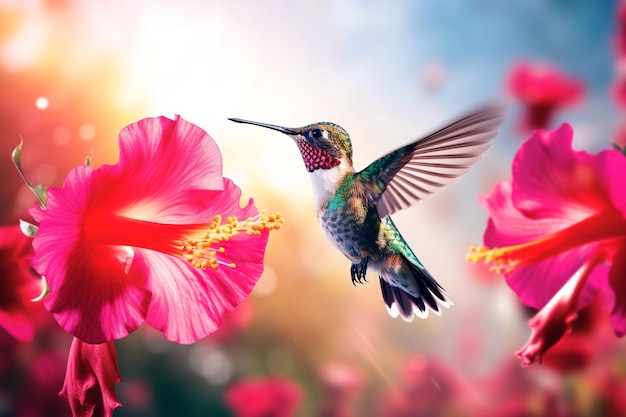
[228,118,299,136]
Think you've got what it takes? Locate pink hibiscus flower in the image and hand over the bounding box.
[0,225,47,342]
[467,124,626,366]
[61,337,122,417]
[507,62,584,131]
[25,115,282,344]
[225,376,303,417]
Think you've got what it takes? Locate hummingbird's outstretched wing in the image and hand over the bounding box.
[358,103,505,219]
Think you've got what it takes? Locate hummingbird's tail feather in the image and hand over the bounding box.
[379,263,452,321]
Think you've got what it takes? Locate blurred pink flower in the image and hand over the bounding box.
[16,348,73,417]
[468,124,626,366]
[225,376,303,417]
[0,225,47,342]
[421,61,445,92]
[317,363,365,417]
[590,361,626,416]
[206,298,254,343]
[61,337,121,417]
[478,358,577,417]
[119,379,153,412]
[28,115,282,344]
[507,62,584,131]
[379,356,470,417]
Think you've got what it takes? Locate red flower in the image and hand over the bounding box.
[468,124,626,366]
[27,116,282,344]
[225,376,303,417]
[61,337,122,417]
[508,62,584,131]
[0,225,47,342]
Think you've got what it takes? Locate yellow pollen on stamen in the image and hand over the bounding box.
[466,246,520,274]
[180,210,284,271]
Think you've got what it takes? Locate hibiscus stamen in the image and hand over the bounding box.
[181,211,284,270]
[467,211,626,273]
[84,210,283,271]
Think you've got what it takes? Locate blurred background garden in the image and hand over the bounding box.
[1,0,626,416]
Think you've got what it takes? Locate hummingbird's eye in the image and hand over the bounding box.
[311,129,323,139]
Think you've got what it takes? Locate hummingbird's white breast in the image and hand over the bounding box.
[308,160,353,213]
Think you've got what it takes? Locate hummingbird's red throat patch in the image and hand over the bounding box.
[297,140,341,172]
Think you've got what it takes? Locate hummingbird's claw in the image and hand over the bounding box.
[350,257,369,285]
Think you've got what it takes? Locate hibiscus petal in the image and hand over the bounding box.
[31,167,151,344]
[46,243,151,343]
[118,115,223,191]
[481,181,571,247]
[92,115,225,224]
[608,245,626,336]
[511,124,611,220]
[600,148,626,216]
[138,238,266,344]
[505,245,602,310]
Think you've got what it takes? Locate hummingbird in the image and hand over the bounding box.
[229,103,504,321]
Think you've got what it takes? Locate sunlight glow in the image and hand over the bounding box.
[35,96,48,109]
[1,12,47,71]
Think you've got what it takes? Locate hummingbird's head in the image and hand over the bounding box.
[229,118,353,173]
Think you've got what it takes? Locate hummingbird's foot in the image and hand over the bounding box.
[350,257,369,285]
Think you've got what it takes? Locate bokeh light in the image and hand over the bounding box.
[34,96,48,109]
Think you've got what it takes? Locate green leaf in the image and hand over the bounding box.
[33,184,47,208]
[12,141,48,209]
[19,219,38,237]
